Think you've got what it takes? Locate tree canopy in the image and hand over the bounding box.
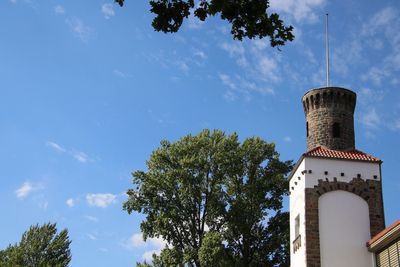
[114,0,294,46]
[123,129,292,266]
[0,223,71,267]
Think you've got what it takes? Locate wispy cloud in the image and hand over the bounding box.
[85,215,99,222]
[270,0,326,23]
[46,141,66,153]
[361,108,380,129]
[87,233,97,240]
[46,141,93,163]
[9,0,17,4]
[359,7,400,86]
[66,198,75,208]
[101,3,115,19]
[73,151,90,163]
[219,74,236,90]
[54,5,65,15]
[258,56,280,83]
[113,69,127,78]
[193,49,207,60]
[86,193,117,208]
[15,181,43,199]
[186,13,205,29]
[65,17,94,42]
[283,136,292,143]
[219,73,275,102]
[220,42,247,67]
[124,233,167,260]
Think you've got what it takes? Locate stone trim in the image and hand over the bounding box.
[304,178,385,267]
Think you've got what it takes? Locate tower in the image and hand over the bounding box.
[289,86,385,267]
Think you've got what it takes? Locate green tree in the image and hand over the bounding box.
[0,223,71,267]
[114,0,294,45]
[123,129,292,266]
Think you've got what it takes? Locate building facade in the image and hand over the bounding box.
[289,86,386,267]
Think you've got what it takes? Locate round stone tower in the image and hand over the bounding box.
[302,86,357,151]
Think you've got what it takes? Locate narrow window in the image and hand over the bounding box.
[295,215,300,238]
[333,122,340,138]
[306,122,309,137]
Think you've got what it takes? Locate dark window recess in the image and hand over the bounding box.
[333,122,340,138]
[306,122,309,137]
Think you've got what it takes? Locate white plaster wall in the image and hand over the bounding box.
[303,158,380,188]
[289,160,306,267]
[319,190,374,267]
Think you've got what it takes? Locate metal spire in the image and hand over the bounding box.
[325,13,330,87]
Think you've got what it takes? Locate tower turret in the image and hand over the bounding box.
[302,86,356,151]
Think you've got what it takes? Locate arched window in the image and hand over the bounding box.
[333,122,340,138]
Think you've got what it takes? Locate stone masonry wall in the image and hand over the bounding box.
[302,87,356,151]
[304,178,385,267]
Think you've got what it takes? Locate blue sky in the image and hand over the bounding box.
[1,0,399,266]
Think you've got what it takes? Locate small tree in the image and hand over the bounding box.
[0,223,71,267]
[124,129,292,266]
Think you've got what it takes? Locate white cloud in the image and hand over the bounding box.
[84,215,99,222]
[361,7,397,37]
[46,141,92,163]
[389,119,400,131]
[10,0,17,4]
[258,56,280,82]
[101,3,115,19]
[15,181,43,199]
[65,17,94,42]
[193,49,207,60]
[361,109,380,129]
[358,88,384,105]
[54,5,65,15]
[46,141,66,153]
[361,66,389,86]
[187,14,204,29]
[176,61,189,73]
[87,234,97,240]
[332,40,362,77]
[219,74,236,90]
[142,250,159,261]
[358,7,400,85]
[283,136,292,142]
[125,233,167,260]
[270,0,326,23]
[220,42,247,67]
[86,193,117,208]
[73,151,90,163]
[38,200,49,210]
[113,69,126,78]
[66,198,75,208]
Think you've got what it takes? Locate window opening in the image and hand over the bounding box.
[333,122,340,138]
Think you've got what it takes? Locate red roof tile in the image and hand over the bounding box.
[304,146,381,162]
[368,220,400,247]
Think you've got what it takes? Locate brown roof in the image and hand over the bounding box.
[304,146,381,162]
[368,220,400,251]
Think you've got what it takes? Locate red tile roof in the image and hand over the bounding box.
[304,146,381,162]
[368,220,400,247]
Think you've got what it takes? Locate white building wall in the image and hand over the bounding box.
[319,191,374,267]
[289,157,380,267]
[289,160,306,267]
[303,157,380,188]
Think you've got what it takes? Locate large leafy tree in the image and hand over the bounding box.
[114,0,294,46]
[124,129,292,266]
[0,223,71,267]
